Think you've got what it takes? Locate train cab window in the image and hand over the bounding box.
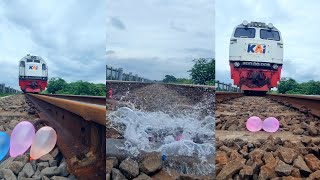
[234,28,255,38]
[34,60,40,63]
[27,59,33,62]
[260,29,280,41]
[42,64,46,70]
[20,61,25,67]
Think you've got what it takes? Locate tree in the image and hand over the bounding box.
[277,77,298,94]
[304,80,320,95]
[47,78,67,94]
[176,78,193,84]
[277,78,320,95]
[163,75,177,83]
[46,77,106,96]
[189,58,215,85]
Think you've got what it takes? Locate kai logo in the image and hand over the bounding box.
[247,44,266,54]
[29,65,38,70]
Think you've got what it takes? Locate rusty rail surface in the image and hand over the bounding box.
[266,94,320,118]
[216,91,244,103]
[26,93,106,180]
[215,92,320,117]
[42,94,105,106]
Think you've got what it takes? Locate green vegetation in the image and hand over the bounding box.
[162,58,215,85]
[45,77,106,96]
[176,78,193,84]
[0,94,10,97]
[189,58,215,85]
[162,75,193,84]
[277,77,320,95]
[163,75,177,83]
[268,90,279,94]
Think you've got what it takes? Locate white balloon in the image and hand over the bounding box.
[30,126,57,160]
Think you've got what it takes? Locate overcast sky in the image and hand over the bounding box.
[106,0,215,81]
[0,0,106,90]
[216,0,320,84]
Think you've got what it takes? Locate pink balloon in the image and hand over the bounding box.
[263,117,279,133]
[30,126,57,160]
[176,134,183,141]
[246,116,262,132]
[10,121,35,157]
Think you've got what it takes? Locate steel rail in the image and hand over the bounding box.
[216,92,320,117]
[216,91,244,103]
[41,94,105,106]
[266,94,320,118]
[26,93,106,180]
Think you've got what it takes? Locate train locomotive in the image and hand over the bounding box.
[229,21,283,95]
[19,54,48,93]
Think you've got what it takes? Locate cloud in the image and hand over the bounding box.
[170,21,187,32]
[282,59,320,83]
[107,55,194,80]
[106,50,116,55]
[110,17,126,30]
[0,0,107,89]
[106,0,215,80]
[183,48,213,57]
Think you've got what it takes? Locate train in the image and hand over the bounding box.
[229,21,283,95]
[19,54,48,93]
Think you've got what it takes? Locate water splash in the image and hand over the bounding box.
[108,104,215,159]
[108,88,216,174]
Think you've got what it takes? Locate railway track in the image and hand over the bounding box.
[25,93,106,180]
[215,92,320,179]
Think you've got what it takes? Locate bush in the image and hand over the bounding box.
[277,78,320,95]
[45,78,105,96]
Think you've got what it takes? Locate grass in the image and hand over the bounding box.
[0,93,10,97]
[268,90,279,94]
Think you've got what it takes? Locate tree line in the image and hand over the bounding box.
[45,78,106,96]
[277,77,320,95]
[162,58,215,85]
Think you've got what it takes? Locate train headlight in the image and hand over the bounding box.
[234,62,240,67]
[272,64,278,70]
[268,23,273,29]
[242,20,248,26]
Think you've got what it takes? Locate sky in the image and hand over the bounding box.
[0,0,106,90]
[106,0,215,81]
[216,0,320,84]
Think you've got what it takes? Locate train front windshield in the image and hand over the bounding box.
[234,27,281,41]
[234,28,255,38]
[260,29,280,41]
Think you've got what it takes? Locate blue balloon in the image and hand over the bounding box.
[162,154,167,161]
[0,132,10,161]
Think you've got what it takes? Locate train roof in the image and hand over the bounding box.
[20,54,46,63]
[236,21,279,31]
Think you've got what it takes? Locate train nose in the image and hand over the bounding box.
[252,71,264,79]
[251,71,266,86]
[31,81,39,88]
